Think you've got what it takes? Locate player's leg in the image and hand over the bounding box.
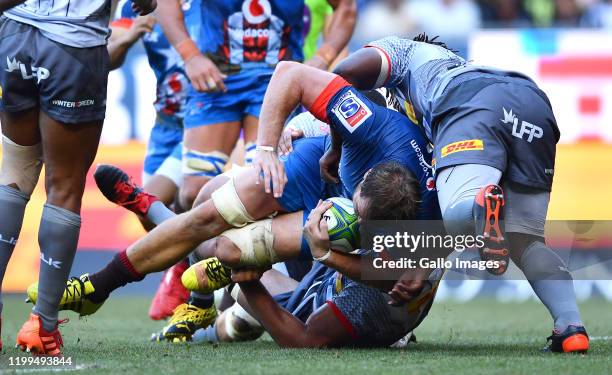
[194,269,298,344]
[182,211,306,294]
[180,121,241,210]
[32,113,103,329]
[0,109,42,348]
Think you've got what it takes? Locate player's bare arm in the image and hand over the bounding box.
[107,16,155,70]
[234,271,353,348]
[305,0,356,70]
[155,0,226,92]
[319,48,386,186]
[254,61,337,197]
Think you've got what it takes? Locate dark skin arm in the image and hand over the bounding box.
[232,270,354,348]
[305,200,432,304]
[131,0,157,15]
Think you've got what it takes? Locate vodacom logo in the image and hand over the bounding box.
[242,0,271,24]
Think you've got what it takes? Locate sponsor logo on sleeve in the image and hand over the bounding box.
[332,91,372,133]
[441,139,484,157]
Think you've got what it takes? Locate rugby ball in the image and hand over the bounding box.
[323,197,360,253]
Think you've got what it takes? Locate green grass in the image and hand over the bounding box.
[1,295,610,374]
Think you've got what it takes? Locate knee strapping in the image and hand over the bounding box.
[220,219,278,267]
[211,177,254,227]
[224,302,263,341]
[182,147,228,177]
[0,136,43,196]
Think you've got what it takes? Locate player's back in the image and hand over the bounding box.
[4,0,111,48]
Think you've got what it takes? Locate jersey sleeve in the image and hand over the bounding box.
[330,279,406,346]
[365,36,418,88]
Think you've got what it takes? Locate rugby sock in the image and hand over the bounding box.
[519,241,583,332]
[147,201,176,226]
[0,185,29,314]
[189,291,214,309]
[88,250,144,303]
[34,204,81,331]
[192,325,219,344]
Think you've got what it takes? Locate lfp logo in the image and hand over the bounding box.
[333,91,372,133]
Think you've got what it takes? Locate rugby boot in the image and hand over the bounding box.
[150,303,217,343]
[94,164,158,216]
[15,313,65,356]
[181,258,232,294]
[542,325,589,354]
[474,184,510,275]
[26,274,104,316]
[149,260,191,320]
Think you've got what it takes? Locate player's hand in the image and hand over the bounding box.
[388,270,426,306]
[125,16,155,43]
[278,128,304,156]
[304,200,334,259]
[131,0,157,15]
[185,54,227,93]
[231,267,270,283]
[320,147,341,184]
[253,148,287,198]
[304,56,329,71]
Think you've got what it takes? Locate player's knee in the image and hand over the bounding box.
[44,171,87,210]
[179,179,204,210]
[215,236,242,267]
[441,196,475,236]
[193,174,230,207]
[0,136,43,197]
[222,303,264,342]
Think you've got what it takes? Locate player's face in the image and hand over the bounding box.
[352,183,368,223]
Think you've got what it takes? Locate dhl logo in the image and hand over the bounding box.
[441,139,484,157]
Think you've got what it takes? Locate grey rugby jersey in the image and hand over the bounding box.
[4,0,112,48]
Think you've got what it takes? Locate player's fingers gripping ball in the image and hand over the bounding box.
[323,197,361,253]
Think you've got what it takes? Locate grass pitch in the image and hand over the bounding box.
[1,294,610,374]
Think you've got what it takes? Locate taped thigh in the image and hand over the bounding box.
[211,176,254,227]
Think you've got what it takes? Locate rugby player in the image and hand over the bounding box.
[105,0,200,320]
[154,0,356,212]
[310,34,588,353]
[0,0,155,356]
[26,63,440,343]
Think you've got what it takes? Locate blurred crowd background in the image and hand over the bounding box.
[354,0,612,56]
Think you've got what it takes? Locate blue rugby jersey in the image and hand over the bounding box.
[192,0,305,71]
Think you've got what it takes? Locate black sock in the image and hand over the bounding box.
[88,250,144,303]
[189,292,214,309]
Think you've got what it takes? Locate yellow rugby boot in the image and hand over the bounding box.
[181,258,231,294]
[26,274,104,316]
